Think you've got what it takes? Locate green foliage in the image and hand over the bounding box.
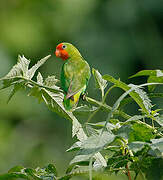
[0,56,163,180]
[92,68,107,98]
[0,164,72,180]
[130,69,163,92]
[103,74,153,115]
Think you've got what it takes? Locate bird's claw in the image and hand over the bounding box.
[81,92,88,101]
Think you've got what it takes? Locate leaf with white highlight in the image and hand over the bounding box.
[28,55,51,79]
[92,68,107,97]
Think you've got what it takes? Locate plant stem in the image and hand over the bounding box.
[89,157,93,180]
[126,164,132,180]
[86,106,101,123]
[101,88,104,100]
[152,118,154,128]
[102,85,116,102]
[86,96,131,120]
[18,76,62,93]
[86,85,116,123]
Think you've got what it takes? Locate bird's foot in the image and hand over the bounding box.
[81,92,88,101]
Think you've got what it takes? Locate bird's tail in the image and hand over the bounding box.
[63,90,82,111]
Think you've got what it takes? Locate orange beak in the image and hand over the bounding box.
[55,49,61,57]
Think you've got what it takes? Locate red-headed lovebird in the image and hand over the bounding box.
[55,42,91,111]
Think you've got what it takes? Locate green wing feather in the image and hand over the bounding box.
[61,56,91,111]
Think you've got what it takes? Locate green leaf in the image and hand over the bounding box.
[24,168,40,180]
[66,141,82,152]
[8,166,25,173]
[1,77,25,103]
[44,75,59,88]
[66,165,89,176]
[67,165,89,175]
[0,164,58,180]
[150,138,163,157]
[116,124,132,140]
[70,131,115,164]
[120,93,163,108]
[1,55,50,81]
[109,119,120,125]
[129,69,163,92]
[129,123,155,143]
[37,72,43,85]
[70,153,92,165]
[85,124,100,136]
[32,165,57,179]
[46,164,58,177]
[117,122,155,143]
[0,173,29,180]
[17,55,31,77]
[103,74,152,115]
[2,55,29,79]
[28,55,51,79]
[0,166,28,180]
[92,68,107,97]
[128,84,153,113]
[129,69,163,79]
[147,75,163,92]
[0,55,52,92]
[128,142,148,153]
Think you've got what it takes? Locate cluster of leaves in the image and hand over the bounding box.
[0,163,88,180]
[0,55,163,180]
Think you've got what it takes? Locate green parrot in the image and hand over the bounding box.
[55,42,91,111]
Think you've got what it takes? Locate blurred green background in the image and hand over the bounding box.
[0,0,163,178]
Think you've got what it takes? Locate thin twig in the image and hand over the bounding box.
[126,164,132,180]
[86,96,131,120]
[86,85,116,123]
[102,85,116,102]
[86,106,101,123]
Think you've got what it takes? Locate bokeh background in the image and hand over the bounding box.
[0,0,163,178]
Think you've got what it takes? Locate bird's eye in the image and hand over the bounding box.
[62,45,66,49]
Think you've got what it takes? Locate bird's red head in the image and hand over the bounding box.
[55,43,69,61]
